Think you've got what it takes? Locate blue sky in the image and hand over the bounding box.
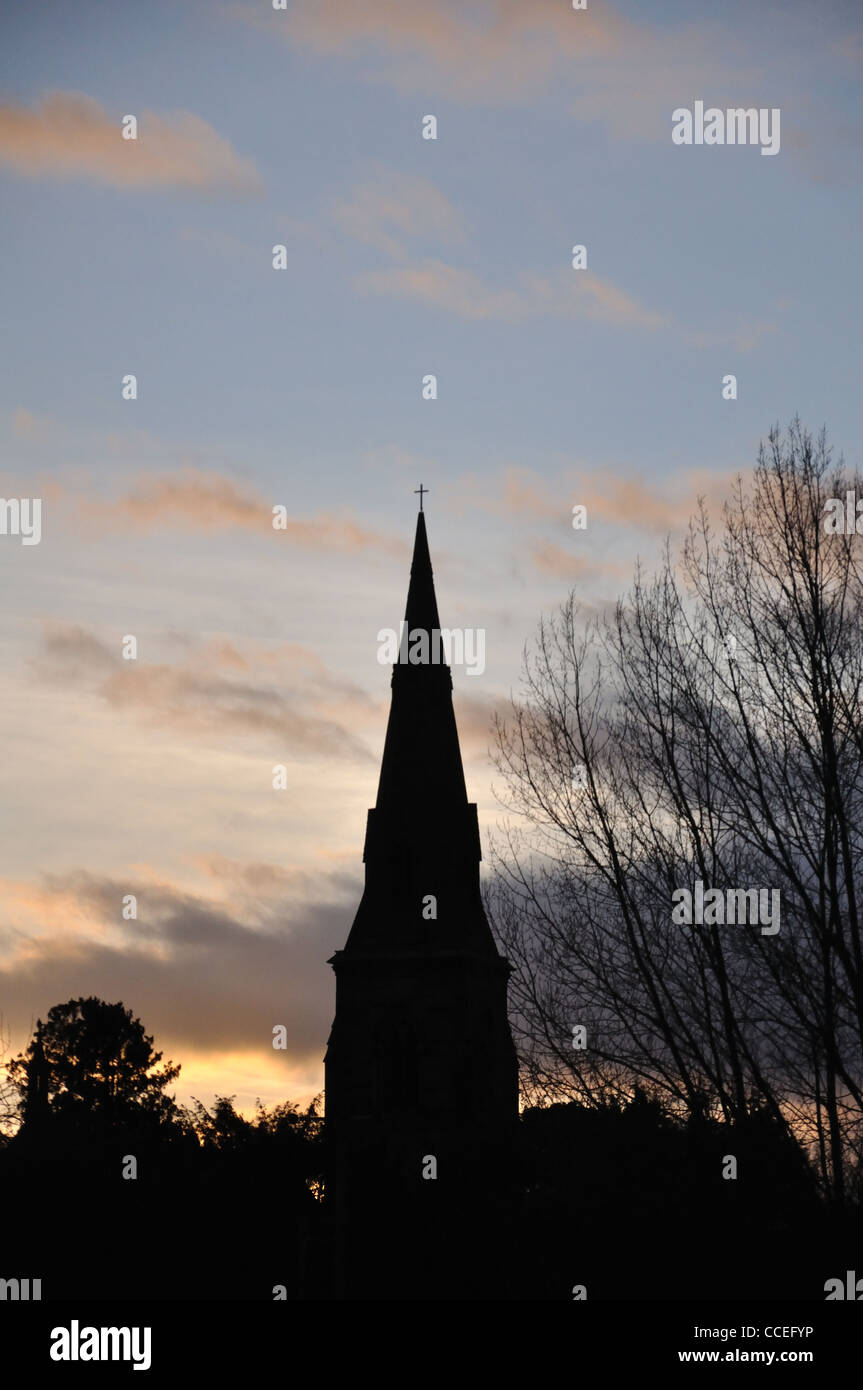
[1,0,861,1113]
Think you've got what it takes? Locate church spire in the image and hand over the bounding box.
[323,501,519,1298]
[402,507,440,633]
[374,509,466,816]
[341,504,495,954]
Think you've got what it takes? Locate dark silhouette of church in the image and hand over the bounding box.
[324,503,519,1298]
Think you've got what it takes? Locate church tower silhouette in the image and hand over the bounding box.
[324,503,519,1298]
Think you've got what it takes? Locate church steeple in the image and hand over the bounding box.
[374,509,466,814]
[323,500,519,1298]
[342,507,495,955]
[402,506,440,630]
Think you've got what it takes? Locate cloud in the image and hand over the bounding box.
[8,423,406,553]
[75,467,406,554]
[90,469,267,530]
[232,0,757,138]
[578,469,743,534]
[0,91,262,194]
[357,260,529,320]
[192,853,359,912]
[528,272,668,329]
[32,624,380,762]
[335,172,769,344]
[335,170,466,260]
[529,540,631,583]
[452,690,504,757]
[449,462,744,539]
[528,541,591,581]
[580,475,692,533]
[235,0,637,97]
[497,469,563,521]
[448,466,561,522]
[356,260,666,328]
[12,407,61,440]
[0,867,358,1064]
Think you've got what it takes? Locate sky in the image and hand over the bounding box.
[1,0,861,1115]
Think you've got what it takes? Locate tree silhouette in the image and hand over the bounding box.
[7,996,181,1138]
[490,421,863,1203]
[187,1093,325,1188]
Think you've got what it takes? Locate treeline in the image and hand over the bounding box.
[2,997,859,1299]
[1,998,326,1299]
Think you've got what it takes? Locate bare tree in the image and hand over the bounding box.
[0,1014,21,1144]
[489,421,863,1202]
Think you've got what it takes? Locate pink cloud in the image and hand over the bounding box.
[0,91,262,194]
[78,468,405,554]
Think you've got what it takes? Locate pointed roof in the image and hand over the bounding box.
[374,511,467,815]
[403,510,440,632]
[338,507,500,957]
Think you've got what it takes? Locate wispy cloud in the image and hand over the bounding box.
[450,462,743,536]
[49,466,406,554]
[340,172,770,343]
[356,260,667,328]
[231,0,757,140]
[578,468,742,533]
[231,0,640,98]
[32,624,381,762]
[0,91,263,194]
[529,540,631,583]
[335,170,466,261]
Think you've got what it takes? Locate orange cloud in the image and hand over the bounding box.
[529,541,631,583]
[91,469,266,530]
[356,260,666,328]
[242,0,626,95]
[526,272,668,329]
[357,260,529,320]
[78,468,405,554]
[0,874,113,944]
[234,0,755,140]
[450,462,743,537]
[578,471,743,533]
[0,91,262,193]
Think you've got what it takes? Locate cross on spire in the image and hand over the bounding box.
[414,483,428,512]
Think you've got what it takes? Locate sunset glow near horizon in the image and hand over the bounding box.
[1,0,861,1117]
